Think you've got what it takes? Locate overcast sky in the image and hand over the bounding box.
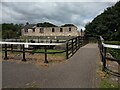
[0,0,119,30]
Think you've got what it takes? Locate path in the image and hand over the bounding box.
[2,43,99,88]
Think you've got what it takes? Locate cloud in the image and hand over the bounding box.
[2,0,119,2]
[1,1,117,30]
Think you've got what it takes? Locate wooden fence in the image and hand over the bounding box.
[0,36,87,63]
[98,36,120,86]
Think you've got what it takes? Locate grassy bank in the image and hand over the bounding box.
[97,61,119,88]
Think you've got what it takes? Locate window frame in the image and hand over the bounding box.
[39,28,44,33]
[32,28,35,32]
[69,27,71,32]
[60,28,63,32]
[25,29,28,33]
[52,28,55,32]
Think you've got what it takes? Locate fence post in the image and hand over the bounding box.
[4,44,8,60]
[44,46,48,63]
[77,37,79,49]
[118,62,120,87]
[101,45,104,62]
[11,44,13,53]
[81,36,83,46]
[75,37,77,51]
[103,47,107,71]
[66,41,69,59]
[72,39,74,54]
[22,44,26,61]
[78,36,80,48]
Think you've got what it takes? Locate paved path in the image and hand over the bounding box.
[2,43,99,88]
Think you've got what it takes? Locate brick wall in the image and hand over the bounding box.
[22,26,79,37]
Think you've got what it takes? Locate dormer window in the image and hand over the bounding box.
[52,28,55,32]
[69,27,71,32]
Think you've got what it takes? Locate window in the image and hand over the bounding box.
[69,28,71,31]
[25,29,28,33]
[52,28,55,32]
[40,28,44,33]
[60,28,63,32]
[33,28,35,32]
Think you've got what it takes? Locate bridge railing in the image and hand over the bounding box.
[0,36,87,63]
[98,36,120,77]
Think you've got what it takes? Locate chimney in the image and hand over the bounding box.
[26,22,29,25]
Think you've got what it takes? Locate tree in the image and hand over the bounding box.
[85,1,120,41]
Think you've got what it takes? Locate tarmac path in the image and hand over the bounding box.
[2,43,99,88]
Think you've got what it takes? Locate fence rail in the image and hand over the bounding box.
[98,36,120,86]
[0,36,87,63]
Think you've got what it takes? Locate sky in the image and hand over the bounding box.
[0,0,119,30]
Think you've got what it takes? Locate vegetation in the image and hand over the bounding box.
[104,41,120,60]
[1,23,23,39]
[100,78,118,88]
[97,60,119,88]
[85,1,120,41]
[35,49,64,53]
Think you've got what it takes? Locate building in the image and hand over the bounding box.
[21,22,81,38]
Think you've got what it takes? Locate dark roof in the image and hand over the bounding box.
[23,22,77,29]
[61,24,76,27]
[23,24,36,29]
[36,22,57,27]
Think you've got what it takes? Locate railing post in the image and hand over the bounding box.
[44,46,48,63]
[118,62,120,87]
[78,36,80,48]
[103,47,107,71]
[101,45,104,62]
[66,41,69,59]
[81,36,83,46]
[4,44,8,60]
[57,40,59,43]
[72,39,74,54]
[75,37,77,51]
[77,36,79,49]
[11,44,13,53]
[22,44,26,61]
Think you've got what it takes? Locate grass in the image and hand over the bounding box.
[98,41,120,88]
[100,78,118,88]
[97,61,119,88]
[35,49,65,53]
[104,41,120,45]
[34,49,66,57]
[104,41,120,60]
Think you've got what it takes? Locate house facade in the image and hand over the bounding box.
[21,22,81,37]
